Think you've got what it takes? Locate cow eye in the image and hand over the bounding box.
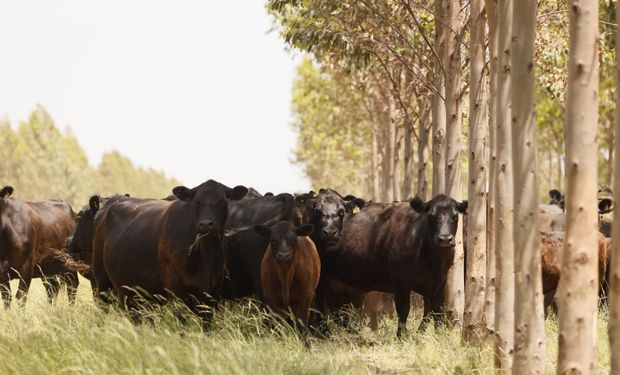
[338,209,344,217]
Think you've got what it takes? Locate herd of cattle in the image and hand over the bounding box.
[0,181,614,337]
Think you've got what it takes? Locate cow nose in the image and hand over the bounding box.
[438,234,454,245]
[322,227,336,237]
[198,220,214,234]
[276,253,292,263]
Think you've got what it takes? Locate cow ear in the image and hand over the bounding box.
[352,198,365,209]
[265,192,274,197]
[296,224,314,237]
[345,198,366,212]
[309,190,317,198]
[173,186,195,201]
[89,195,100,212]
[253,224,271,238]
[227,185,248,201]
[457,200,468,214]
[409,197,426,213]
[599,198,614,214]
[319,188,327,195]
[549,189,562,202]
[0,186,13,199]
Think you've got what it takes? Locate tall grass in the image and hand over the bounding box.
[0,278,611,374]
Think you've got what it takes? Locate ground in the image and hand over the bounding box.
[0,278,611,374]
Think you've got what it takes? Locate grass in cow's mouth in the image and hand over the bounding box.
[0,278,611,374]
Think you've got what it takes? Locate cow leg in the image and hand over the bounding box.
[92,250,114,306]
[43,276,61,304]
[394,289,411,338]
[186,295,214,330]
[369,310,378,331]
[0,278,11,309]
[64,272,79,304]
[294,298,312,332]
[418,296,432,331]
[15,264,33,307]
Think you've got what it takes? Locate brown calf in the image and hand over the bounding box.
[255,222,320,328]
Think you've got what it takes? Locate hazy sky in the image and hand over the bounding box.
[0,0,311,194]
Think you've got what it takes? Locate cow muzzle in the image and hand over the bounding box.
[198,220,216,235]
[275,252,292,264]
[438,234,455,247]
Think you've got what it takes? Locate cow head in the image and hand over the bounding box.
[254,221,314,264]
[548,189,565,210]
[0,186,13,199]
[410,194,467,248]
[173,180,248,236]
[67,195,101,261]
[309,189,364,245]
[599,197,614,214]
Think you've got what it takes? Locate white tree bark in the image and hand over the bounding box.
[463,0,487,342]
[432,0,447,196]
[482,0,498,345]
[557,0,599,373]
[511,0,545,372]
[494,0,515,370]
[610,3,620,373]
[443,0,464,327]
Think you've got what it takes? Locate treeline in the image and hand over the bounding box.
[272,0,616,201]
[0,105,180,208]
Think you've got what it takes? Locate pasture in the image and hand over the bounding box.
[0,278,610,374]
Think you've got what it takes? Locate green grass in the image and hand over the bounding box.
[0,278,611,374]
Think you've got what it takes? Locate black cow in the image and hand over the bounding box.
[321,194,467,336]
[303,189,366,322]
[91,180,247,316]
[68,194,131,288]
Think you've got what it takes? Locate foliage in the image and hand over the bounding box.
[0,106,180,208]
[271,0,617,199]
[291,58,370,195]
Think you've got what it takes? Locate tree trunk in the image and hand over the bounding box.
[442,0,464,328]
[557,152,563,191]
[386,97,396,202]
[417,106,431,201]
[557,0,599,372]
[432,0,447,196]
[483,0,498,346]
[494,0,515,369]
[393,117,401,202]
[371,125,380,201]
[403,116,414,201]
[609,3,620,370]
[463,0,488,342]
[511,0,545,372]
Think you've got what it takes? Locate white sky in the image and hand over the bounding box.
[0,0,311,194]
